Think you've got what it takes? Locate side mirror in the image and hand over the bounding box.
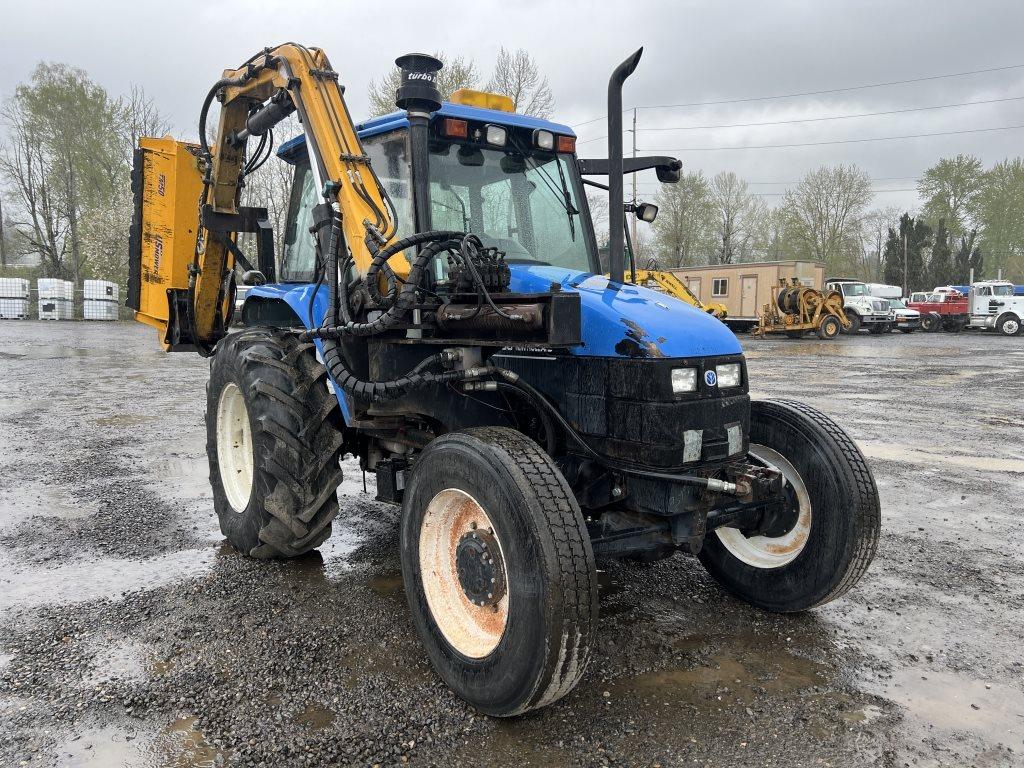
[655,162,681,183]
[457,145,484,166]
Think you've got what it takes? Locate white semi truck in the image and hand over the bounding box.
[825,278,893,334]
[968,280,1023,336]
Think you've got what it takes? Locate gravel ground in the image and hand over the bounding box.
[0,320,1022,768]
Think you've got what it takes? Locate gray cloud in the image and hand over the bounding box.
[1,0,1021,214]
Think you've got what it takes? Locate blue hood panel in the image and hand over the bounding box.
[247,265,741,362]
[509,265,742,359]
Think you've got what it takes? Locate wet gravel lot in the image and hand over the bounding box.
[0,320,1022,767]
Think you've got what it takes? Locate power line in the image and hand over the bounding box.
[575,95,1024,144]
[572,62,1024,127]
[641,123,1024,151]
[751,188,917,197]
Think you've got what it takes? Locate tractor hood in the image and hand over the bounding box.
[247,266,742,361]
[508,265,742,359]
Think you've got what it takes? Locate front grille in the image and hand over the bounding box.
[493,353,750,468]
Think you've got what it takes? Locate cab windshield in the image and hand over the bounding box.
[427,142,594,272]
[842,283,867,297]
[993,284,1014,296]
[361,128,595,274]
[889,299,906,309]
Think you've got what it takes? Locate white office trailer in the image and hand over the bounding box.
[0,278,31,319]
[37,278,75,300]
[38,298,74,320]
[83,280,121,321]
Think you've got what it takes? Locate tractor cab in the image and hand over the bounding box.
[275,90,599,284]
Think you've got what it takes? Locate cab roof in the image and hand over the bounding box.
[277,102,575,164]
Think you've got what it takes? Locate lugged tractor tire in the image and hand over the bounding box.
[400,427,598,716]
[206,327,343,558]
[698,399,880,612]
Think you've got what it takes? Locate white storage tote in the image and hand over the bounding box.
[83,299,119,321]
[0,278,30,299]
[0,298,29,319]
[38,298,74,320]
[84,280,120,302]
[37,278,74,300]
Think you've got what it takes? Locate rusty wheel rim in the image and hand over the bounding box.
[419,488,509,658]
[714,444,812,569]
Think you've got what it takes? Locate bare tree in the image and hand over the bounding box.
[0,98,68,276]
[367,53,480,117]
[586,189,609,246]
[123,85,172,159]
[652,171,715,266]
[710,172,760,264]
[782,165,873,271]
[486,48,555,118]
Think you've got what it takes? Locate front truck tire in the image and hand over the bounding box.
[400,427,598,716]
[206,327,343,558]
[842,310,862,334]
[698,399,880,612]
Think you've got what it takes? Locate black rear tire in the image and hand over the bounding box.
[997,314,1022,336]
[842,311,861,334]
[698,399,880,612]
[206,327,343,558]
[921,313,941,332]
[400,427,598,716]
[817,315,841,340]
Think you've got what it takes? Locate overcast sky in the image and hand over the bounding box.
[1,0,1022,214]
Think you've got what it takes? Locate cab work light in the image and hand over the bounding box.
[715,363,742,388]
[441,118,468,138]
[533,129,554,151]
[557,135,576,153]
[484,124,507,147]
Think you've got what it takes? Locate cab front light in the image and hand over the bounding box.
[715,363,742,388]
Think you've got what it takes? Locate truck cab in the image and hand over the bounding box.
[824,278,892,333]
[968,280,1023,336]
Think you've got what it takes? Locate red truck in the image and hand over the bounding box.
[906,291,968,332]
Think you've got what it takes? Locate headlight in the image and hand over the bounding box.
[715,363,742,388]
[533,129,554,151]
[671,367,697,394]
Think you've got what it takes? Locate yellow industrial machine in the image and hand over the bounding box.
[627,268,728,319]
[754,278,849,340]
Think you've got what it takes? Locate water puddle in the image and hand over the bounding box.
[54,725,148,767]
[367,571,403,597]
[0,548,217,614]
[0,480,97,531]
[294,704,336,730]
[858,441,1024,474]
[883,667,1024,746]
[156,716,227,767]
[0,345,112,360]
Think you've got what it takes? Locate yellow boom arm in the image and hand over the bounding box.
[129,43,397,350]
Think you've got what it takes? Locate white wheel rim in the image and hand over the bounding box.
[1004,319,1019,335]
[419,488,509,658]
[714,444,812,569]
[216,382,254,513]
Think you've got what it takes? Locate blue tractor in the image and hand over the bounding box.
[128,45,879,716]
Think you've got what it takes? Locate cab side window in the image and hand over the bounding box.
[279,163,319,282]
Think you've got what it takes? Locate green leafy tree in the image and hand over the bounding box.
[916,155,984,236]
[367,52,480,117]
[976,158,1024,279]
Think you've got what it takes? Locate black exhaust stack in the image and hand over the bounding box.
[395,53,443,236]
[606,48,643,284]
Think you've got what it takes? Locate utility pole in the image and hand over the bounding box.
[630,107,638,263]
